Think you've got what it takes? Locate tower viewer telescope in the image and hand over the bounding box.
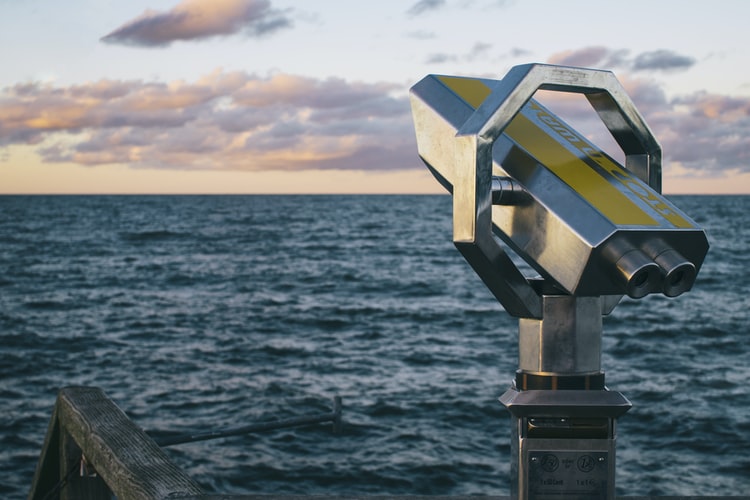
[410,64,709,499]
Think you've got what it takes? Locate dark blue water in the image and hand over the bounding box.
[1,195,748,498]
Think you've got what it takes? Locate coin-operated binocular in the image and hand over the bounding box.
[410,64,708,499]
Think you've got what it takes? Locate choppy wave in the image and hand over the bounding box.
[0,194,748,497]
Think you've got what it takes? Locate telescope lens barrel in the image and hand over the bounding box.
[651,249,697,297]
[606,239,697,299]
[612,249,662,299]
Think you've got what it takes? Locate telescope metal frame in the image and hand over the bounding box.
[448,63,662,319]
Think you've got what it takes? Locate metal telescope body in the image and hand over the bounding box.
[410,64,708,500]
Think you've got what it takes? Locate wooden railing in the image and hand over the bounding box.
[28,387,349,500]
[28,386,205,500]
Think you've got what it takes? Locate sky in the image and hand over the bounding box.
[1,0,749,194]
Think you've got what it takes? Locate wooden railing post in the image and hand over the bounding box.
[59,428,111,500]
[28,400,62,500]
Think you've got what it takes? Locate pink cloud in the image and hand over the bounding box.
[547,46,694,73]
[101,0,291,47]
[0,70,416,172]
[1,64,747,178]
[547,46,623,69]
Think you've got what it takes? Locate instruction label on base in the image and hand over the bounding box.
[528,450,608,499]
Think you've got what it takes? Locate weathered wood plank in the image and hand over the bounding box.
[30,386,204,500]
[57,386,205,500]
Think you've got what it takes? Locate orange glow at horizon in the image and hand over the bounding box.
[0,146,444,194]
[1,146,749,195]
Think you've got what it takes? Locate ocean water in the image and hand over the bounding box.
[1,194,748,498]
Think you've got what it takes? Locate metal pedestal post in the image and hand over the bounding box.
[500,295,631,500]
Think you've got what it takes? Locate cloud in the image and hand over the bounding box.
[101,0,292,47]
[632,50,696,71]
[548,46,696,73]
[0,70,417,172]
[407,0,446,17]
[1,63,747,178]
[509,47,532,58]
[425,52,455,64]
[405,30,436,40]
[407,0,510,17]
[424,42,520,65]
[547,46,629,70]
[646,89,750,175]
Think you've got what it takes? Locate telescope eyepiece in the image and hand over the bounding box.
[650,248,697,297]
[612,248,662,299]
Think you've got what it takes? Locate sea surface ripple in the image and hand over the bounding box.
[1,195,748,497]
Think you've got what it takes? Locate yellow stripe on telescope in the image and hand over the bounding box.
[505,113,657,226]
[437,75,662,227]
[437,75,492,109]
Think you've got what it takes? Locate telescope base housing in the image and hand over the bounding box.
[501,387,631,500]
